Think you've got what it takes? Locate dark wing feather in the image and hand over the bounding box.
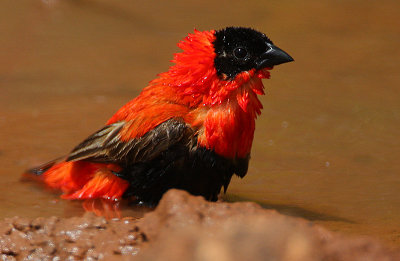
[66,118,194,164]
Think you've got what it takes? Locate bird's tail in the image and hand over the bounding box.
[25,157,64,176]
[24,159,129,200]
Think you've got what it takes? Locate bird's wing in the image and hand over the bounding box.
[66,118,194,164]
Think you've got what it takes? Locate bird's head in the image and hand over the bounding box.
[213,27,293,80]
[151,27,293,111]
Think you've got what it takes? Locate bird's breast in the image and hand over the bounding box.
[194,90,261,159]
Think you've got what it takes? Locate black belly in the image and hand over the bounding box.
[118,145,241,205]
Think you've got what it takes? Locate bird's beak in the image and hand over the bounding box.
[255,43,294,69]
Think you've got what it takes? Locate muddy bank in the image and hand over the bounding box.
[1,190,399,261]
[0,213,145,260]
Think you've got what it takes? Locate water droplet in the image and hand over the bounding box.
[94,95,106,104]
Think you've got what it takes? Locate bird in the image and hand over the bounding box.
[27,27,293,205]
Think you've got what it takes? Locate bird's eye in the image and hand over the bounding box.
[233,47,248,59]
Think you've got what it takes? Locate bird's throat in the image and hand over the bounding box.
[196,77,264,159]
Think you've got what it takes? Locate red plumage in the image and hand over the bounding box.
[27,27,293,204]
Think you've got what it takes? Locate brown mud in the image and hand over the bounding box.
[1,190,399,260]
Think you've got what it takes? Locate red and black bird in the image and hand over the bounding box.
[28,27,293,205]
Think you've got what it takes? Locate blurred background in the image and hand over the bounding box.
[1,0,399,247]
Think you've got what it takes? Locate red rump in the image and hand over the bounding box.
[43,161,129,200]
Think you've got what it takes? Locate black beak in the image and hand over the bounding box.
[255,43,294,69]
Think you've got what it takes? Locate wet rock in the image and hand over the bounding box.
[0,189,399,260]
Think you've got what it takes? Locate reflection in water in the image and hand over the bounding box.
[1,0,400,248]
[82,198,151,220]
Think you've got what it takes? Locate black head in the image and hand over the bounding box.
[213,27,293,79]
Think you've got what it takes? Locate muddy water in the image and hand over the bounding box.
[1,0,399,247]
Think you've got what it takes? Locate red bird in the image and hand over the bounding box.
[28,27,293,205]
